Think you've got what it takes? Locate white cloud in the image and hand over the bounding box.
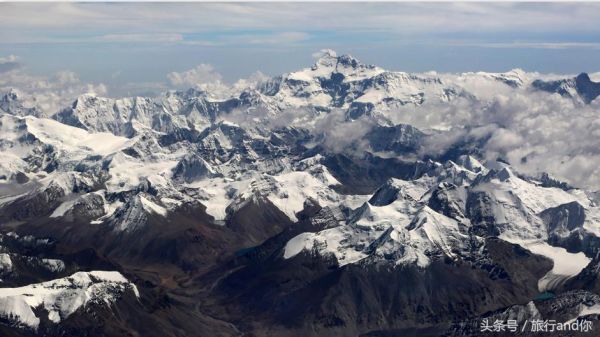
[0,54,21,73]
[316,110,375,154]
[312,49,337,59]
[54,71,80,85]
[486,128,524,151]
[395,73,600,190]
[167,64,222,88]
[230,71,269,93]
[166,65,270,100]
[0,55,18,63]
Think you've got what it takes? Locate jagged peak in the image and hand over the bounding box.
[312,49,338,66]
[532,71,600,104]
[314,51,368,72]
[77,92,100,100]
[456,155,486,173]
[496,166,515,181]
[71,92,152,110]
[576,72,591,82]
[507,68,526,75]
[2,88,21,100]
[464,68,528,87]
[71,92,106,109]
[283,49,384,82]
[369,179,403,206]
[539,172,573,190]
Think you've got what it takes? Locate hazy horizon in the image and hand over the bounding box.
[2,2,600,97]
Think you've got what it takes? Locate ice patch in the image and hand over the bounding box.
[25,117,132,156]
[519,241,591,292]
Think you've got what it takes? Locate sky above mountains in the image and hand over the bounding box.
[2,2,600,97]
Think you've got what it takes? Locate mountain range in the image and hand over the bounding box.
[1,50,600,336]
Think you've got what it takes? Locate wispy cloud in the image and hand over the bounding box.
[182,31,310,46]
[243,31,309,45]
[450,41,600,50]
[0,55,20,73]
[97,33,184,43]
[2,3,600,45]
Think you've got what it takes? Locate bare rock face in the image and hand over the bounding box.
[172,153,218,183]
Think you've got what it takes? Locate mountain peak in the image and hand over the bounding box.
[0,88,45,117]
[72,92,101,107]
[0,89,27,107]
[574,72,600,103]
[312,49,362,71]
[576,72,591,82]
[532,71,600,104]
[4,88,20,100]
[313,49,338,64]
[456,155,486,173]
[497,166,515,181]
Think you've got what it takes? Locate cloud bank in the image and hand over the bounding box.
[389,77,600,190]
[0,58,107,114]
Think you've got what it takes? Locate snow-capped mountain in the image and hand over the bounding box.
[0,231,140,336]
[0,89,46,118]
[283,157,596,276]
[532,72,600,104]
[0,270,138,330]
[262,49,464,120]
[37,50,546,140]
[1,51,600,337]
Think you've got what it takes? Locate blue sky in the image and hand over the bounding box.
[2,2,600,96]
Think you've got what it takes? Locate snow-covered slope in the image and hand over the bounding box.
[264,49,464,121]
[283,156,599,281]
[0,271,138,330]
